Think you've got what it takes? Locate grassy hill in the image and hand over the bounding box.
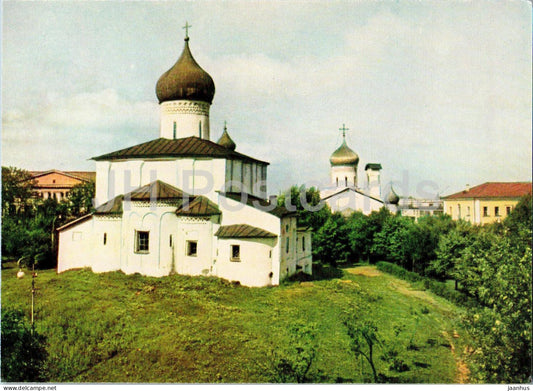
[1,262,470,383]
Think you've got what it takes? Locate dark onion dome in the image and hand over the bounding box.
[217,123,236,150]
[386,187,400,205]
[330,139,359,166]
[156,37,215,104]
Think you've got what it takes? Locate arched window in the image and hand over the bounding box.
[345,177,348,186]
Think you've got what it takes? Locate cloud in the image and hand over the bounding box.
[2,89,159,169]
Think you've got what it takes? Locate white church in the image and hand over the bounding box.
[320,125,398,215]
[57,30,312,287]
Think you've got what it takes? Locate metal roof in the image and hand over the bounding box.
[443,182,532,200]
[330,139,359,166]
[125,180,188,201]
[92,136,268,165]
[221,192,297,218]
[156,37,215,104]
[215,224,277,238]
[176,195,221,216]
[365,163,382,171]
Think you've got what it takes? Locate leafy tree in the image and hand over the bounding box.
[270,321,318,383]
[1,166,36,218]
[313,213,349,266]
[343,313,381,383]
[371,216,417,270]
[66,180,95,217]
[364,208,392,263]
[1,308,48,382]
[278,185,330,232]
[504,193,532,249]
[345,211,369,261]
[430,220,475,285]
[463,242,531,383]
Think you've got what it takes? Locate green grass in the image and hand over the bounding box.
[1,262,469,383]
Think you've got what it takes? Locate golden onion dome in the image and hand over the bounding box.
[217,123,236,150]
[386,187,400,205]
[330,139,359,166]
[156,37,215,104]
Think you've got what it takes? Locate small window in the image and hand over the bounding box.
[269,250,272,258]
[186,240,198,257]
[169,235,173,247]
[336,178,339,187]
[231,245,240,262]
[506,206,512,215]
[286,237,290,253]
[103,233,107,245]
[457,204,461,219]
[302,236,305,252]
[495,206,500,217]
[135,230,149,253]
[483,206,489,217]
[466,206,471,217]
[345,176,348,186]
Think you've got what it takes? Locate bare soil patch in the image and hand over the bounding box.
[345,266,383,277]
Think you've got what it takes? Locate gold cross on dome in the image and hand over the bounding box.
[183,21,192,39]
[339,124,349,139]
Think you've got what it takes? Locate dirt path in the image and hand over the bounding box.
[442,331,470,383]
[345,266,383,277]
[347,265,470,382]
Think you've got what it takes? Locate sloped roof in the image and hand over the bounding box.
[215,224,277,239]
[94,195,124,215]
[30,170,95,182]
[56,214,93,232]
[365,163,382,171]
[93,181,221,217]
[443,182,532,200]
[321,186,384,204]
[92,137,268,165]
[125,180,188,201]
[221,192,297,218]
[176,195,220,216]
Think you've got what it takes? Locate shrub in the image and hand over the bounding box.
[1,308,48,382]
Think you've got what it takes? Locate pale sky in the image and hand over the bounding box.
[2,0,531,198]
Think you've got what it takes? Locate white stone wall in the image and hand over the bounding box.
[366,168,381,199]
[279,216,298,281]
[160,100,210,140]
[95,158,228,206]
[331,165,357,188]
[296,230,313,275]
[224,160,267,199]
[57,216,122,273]
[172,216,218,277]
[216,237,277,287]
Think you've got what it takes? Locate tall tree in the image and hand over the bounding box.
[2,166,36,217]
